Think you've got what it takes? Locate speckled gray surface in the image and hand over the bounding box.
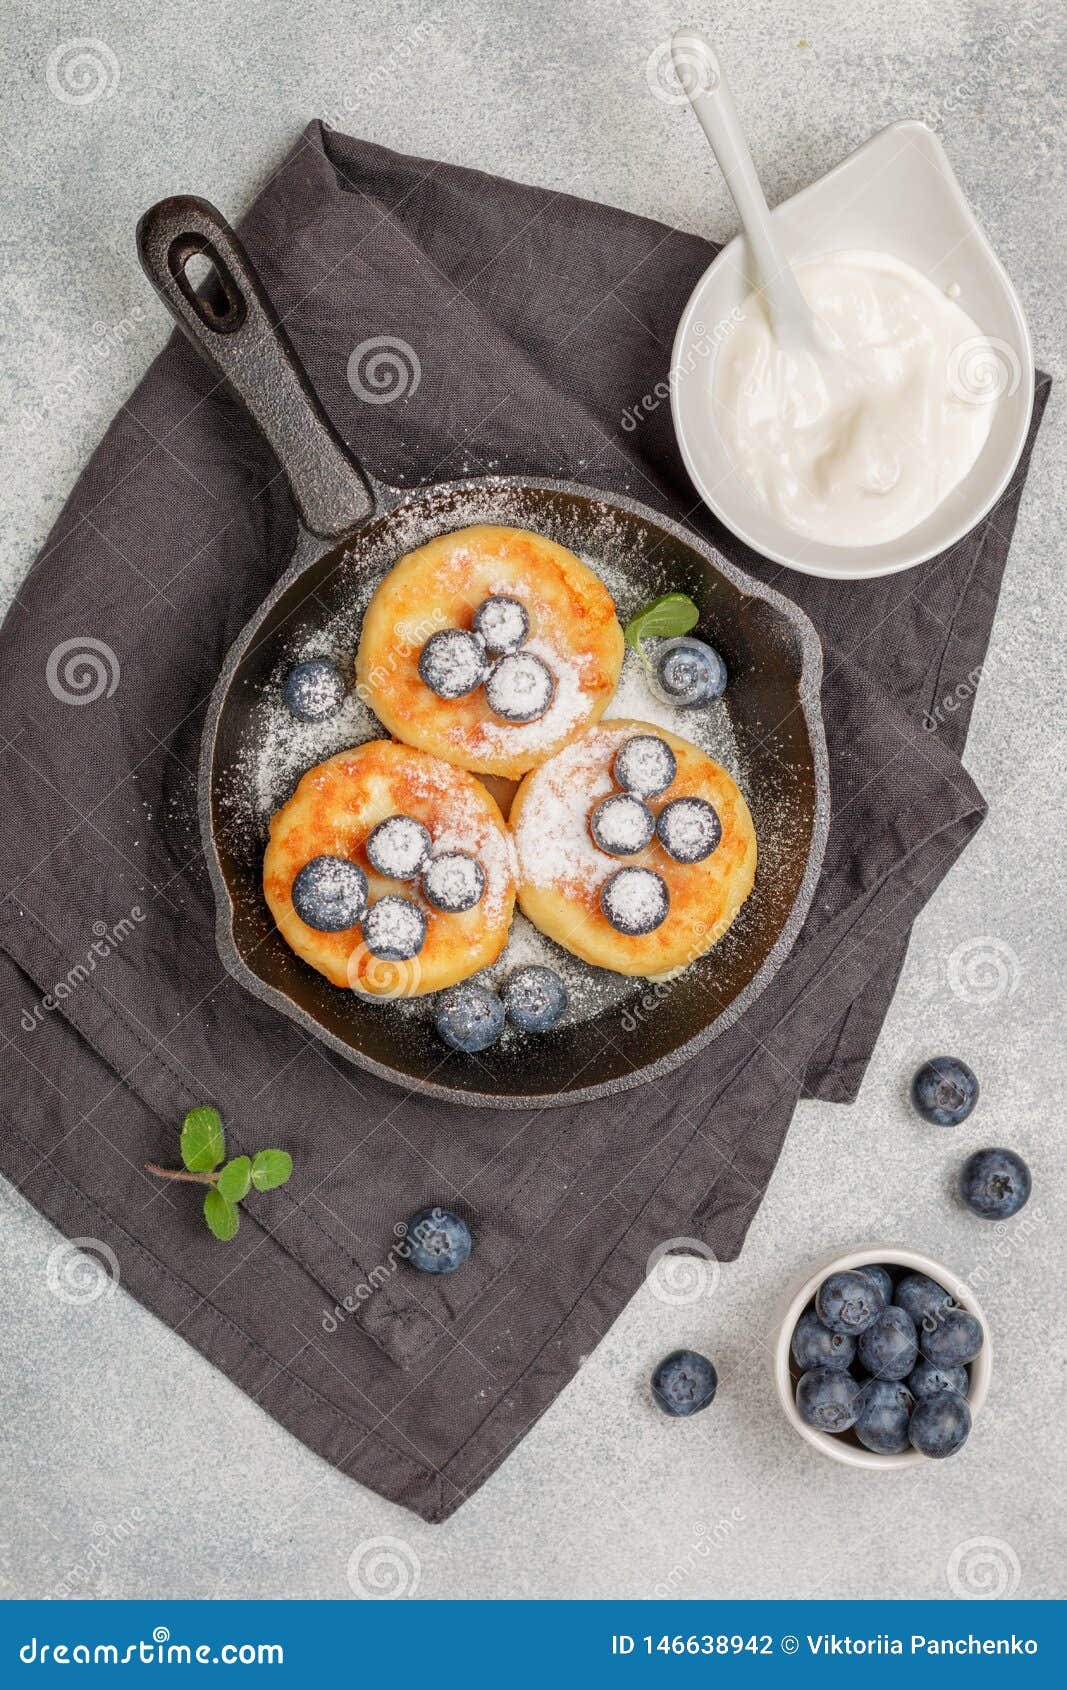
[1,0,1063,1601]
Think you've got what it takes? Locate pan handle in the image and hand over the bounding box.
[136,195,375,539]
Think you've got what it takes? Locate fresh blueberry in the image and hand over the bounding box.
[421,850,486,913]
[600,867,670,936]
[484,651,556,722]
[362,895,426,961]
[472,595,529,654]
[291,855,368,932]
[434,982,505,1053]
[790,1306,856,1372]
[893,1272,956,1328]
[282,657,346,722]
[857,1305,918,1381]
[654,636,727,707]
[613,735,677,798]
[655,796,722,864]
[795,1366,861,1434]
[814,1270,887,1336]
[909,1387,971,1458]
[366,814,432,880]
[911,1055,979,1126]
[907,1358,969,1400]
[959,1147,1032,1220]
[855,1378,915,1455]
[860,1265,895,1304]
[919,1308,984,1368]
[418,629,488,699]
[501,966,567,1032]
[406,1206,472,1274]
[590,792,656,856]
[651,1349,718,1417]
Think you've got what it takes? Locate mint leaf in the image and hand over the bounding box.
[624,594,700,669]
[181,1106,225,1172]
[204,1188,239,1241]
[216,1156,251,1203]
[251,1149,293,1191]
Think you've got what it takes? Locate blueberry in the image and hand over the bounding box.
[959,1147,1031,1220]
[472,595,529,654]
[613,735,677,798]
[654,636,727,707]
[919,1308,983,1368]
[282,657,346,722]
[366,814,432,880]
[655,796,721,864]
[911,1055,979,1126]
[484,651,556,722]
[893,1272,956,1328]
[796,1366,861,1434]
[860,1265,895,1305]
[291,855,368,932]
[434,982,505,1053]
[501,966,567,1032]
[406,1206,472,1274]
[815,1270,887,1336]
[421,850,486,913]
[907,1358,969,1400]
[600,867,670,936]
[651,1349,718,1417]
[857,1305,918,1381]
[362,895,426,961]
[855,1378,915,1455]
[909,1387,971,1458]
[590,792,656,856]
[418,629,488,700]
[790,1306,856,1372]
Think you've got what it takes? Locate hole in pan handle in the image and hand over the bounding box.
[135,194,375,540]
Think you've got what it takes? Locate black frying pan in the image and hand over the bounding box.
[136,195,829,1109]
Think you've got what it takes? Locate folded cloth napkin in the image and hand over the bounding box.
[0,124,1048,1519]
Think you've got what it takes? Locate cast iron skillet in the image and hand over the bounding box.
[136,195,830,1109]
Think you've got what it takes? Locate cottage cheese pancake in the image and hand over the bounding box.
[263,741,516,997]
[510,720,756,977]
[356,525,624,780]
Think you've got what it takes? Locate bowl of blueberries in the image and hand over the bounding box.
[774,1246,992,1469]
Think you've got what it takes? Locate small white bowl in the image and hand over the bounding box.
[671,120,1035,580]
[773,1244,992,1470]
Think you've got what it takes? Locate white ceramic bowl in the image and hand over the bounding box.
[774,1244,992,1470]
[671,120,1035,580]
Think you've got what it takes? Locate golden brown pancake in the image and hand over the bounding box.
[356,524,624,780]
[263,741,516,997]
[510,720,756,978]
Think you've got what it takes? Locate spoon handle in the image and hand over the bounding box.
[672,29,814,346]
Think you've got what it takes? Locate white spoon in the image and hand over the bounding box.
[671,28,818,352]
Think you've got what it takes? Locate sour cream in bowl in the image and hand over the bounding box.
[715,250,998,550]
[671,121,1034,580]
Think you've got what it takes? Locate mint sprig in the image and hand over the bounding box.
[146,1107,293,1241]
[624,593,700,671]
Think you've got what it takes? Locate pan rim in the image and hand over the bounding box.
[199,473,829,1109]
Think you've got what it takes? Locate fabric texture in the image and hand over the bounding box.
[0,123,1049,1519]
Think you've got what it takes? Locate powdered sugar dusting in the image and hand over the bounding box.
[483,649,555,722]
[513,728,618,895]
[482,912,633,1026]
[253,683,377,818]
[394,757,517,926]
[605,648,741,778]
[600,866,669,935]
[464,636,586,754]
